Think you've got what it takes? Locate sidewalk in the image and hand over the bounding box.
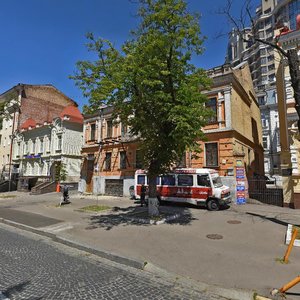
[1,191,300,300]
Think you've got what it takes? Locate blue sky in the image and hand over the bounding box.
[0,0,259,110]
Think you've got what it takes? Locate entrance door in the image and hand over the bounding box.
[86,155,94,193]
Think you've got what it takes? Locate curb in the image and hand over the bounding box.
[0,218,144,270]
[0,217,272,300]
[144,263,255,300]
[254,296,273,300]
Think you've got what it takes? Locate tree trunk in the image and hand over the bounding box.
[148,172,159,217]
[287,49,300,131]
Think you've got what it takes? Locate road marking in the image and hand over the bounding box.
[40,222,74,233]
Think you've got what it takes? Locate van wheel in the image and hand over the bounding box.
[207,199,220,211]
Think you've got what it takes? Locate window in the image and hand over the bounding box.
[32,140,35,154]
[121,123,127,137]
[178,174,193,186]
[258,96,265,105]
[205,143,218,167]
[261,57,267,65]
[107,120,113,138]
[135,150,144,169]
[90,123,96,141]
[205,98,217,123]
[46,136,51,152]
[40,139,44,153]
[261,66,268,74]
[276,131,280,145]
[177,153,186,168]
[16,142,20,157]
[261,117,268,128]
[197,174,211,187]
[161,175,175,186]
[105,152,111,170]
[120,151,127,169]
[24,142,28,154]
[87,154,94,171]
[57,135,62,151]
[263,136,268,149]
[137,175,146,185]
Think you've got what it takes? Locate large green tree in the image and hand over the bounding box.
[71,0,211,215]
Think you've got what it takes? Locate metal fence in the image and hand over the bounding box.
[248,179,283,207]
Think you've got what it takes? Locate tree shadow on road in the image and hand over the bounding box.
[85,204,198,231]
[2,280,43,300]
[246,212,300,227]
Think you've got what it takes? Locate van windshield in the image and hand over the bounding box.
[212,176,223,188]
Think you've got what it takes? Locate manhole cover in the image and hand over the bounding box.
[227,220,241,224]
[206,234,223,240]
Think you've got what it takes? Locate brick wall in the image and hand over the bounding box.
[19,97,66,126]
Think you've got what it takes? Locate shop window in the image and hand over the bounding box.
[205,143,218,167]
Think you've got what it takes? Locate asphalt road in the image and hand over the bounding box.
[0,225,226,300]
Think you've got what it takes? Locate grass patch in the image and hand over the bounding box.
[79,205,111,212]
[275,257,288,264]
[150,214,165,221]
[0,195,16,199]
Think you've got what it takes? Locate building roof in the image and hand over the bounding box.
[20,105,83,131]
[20,118,36,130]
[60,105,83,124]
[0,83,78,107]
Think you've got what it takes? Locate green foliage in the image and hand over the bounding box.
[71,0,212,184]
[79,205,111,212]
[55,163,68,182]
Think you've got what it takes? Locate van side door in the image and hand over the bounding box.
[158,175,176,198]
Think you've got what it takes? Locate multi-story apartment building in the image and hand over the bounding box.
[12,105,83,191]
[0,84,81,188]
[80,63,264,201]
[226,0,300,176]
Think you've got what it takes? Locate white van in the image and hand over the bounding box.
[134,168,231,211]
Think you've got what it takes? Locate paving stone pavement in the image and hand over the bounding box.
[0,225,227,300]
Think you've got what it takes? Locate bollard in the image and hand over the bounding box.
[280,276,300,293]
[283,228,298,263]
[56,183,60,192]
